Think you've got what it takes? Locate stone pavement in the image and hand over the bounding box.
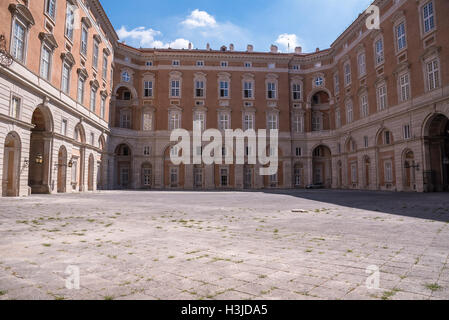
[0,190,448,300]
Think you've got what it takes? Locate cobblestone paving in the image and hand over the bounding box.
[0,190,449,300]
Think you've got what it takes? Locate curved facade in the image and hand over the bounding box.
[108,0,449,192]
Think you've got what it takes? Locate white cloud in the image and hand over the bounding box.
[275,33,301,52]
[182,9,217,28]
[117,26,192,49]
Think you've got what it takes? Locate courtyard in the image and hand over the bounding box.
[0,190,448,300]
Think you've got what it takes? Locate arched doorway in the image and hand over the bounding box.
[87,153,94,191]
[2,132,21,197]
[141,162,153,189]
[115,144,132,189]
[310,91,330,131]
[424,114,449,192]
[28,107,52,194]
[312,145,332,188]
[57,146,67,193]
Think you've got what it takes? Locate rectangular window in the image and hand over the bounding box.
[243,81,253,99]
[351,163,357,183]
[170,168,179,187]
[293,115,303,133]
[61,119,68,135]
[220,168,229,187]
[172,60,180,66]
[40,46,51,80]
[120,111,131,129]
[375,39,384,65]
[100,97,106,119]
[404,124,411,140]
[268,114,278,130]
[361,94,369,118]
[143,146,151,156]
[427,59,440,91]
[62,63,71,94]
[346,101,353,123]
[220,81,229,98]
[12,20,26,62]
[194,112,205,131]
[292,83,301,100]
[46,0,56,19]
[143,112,152,131]
[296,147,302,157]
[220,61,228,67]
[312,113,321,131]
[344,63,351,86]
[11,96,21,119]
[90,88,96,112]
[219,113,230,130]
[423,1,435,34]
[384,131,391,145]
[358,53,366,76]
[335,109,341,128]
[396,22,407,51]
[267,82,276,99]
[81,26,88,56]
[244,62,252,68]
[384,161,393,183]
[65,5,75,40]
[399,73,410,101]
[334,73,340,94]
[196,61,204,67]
[144,81,153,97]
[364,136,369,148]
[244,114,254,131]
[77,77,85,104]
[93,41,99,69]
[195,81,204,97]
[143,168,152,186]
[378,85,387,110]
[102,55,108,79]
[169,112,180,130]
[171,80,180,97]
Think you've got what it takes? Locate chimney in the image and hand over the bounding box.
[316,47,320,52]
[206,43,211,50]
[247,44,253,52]
[229,43,234,51]
[295,46,302,54]
[270,45,278,53]
[220,45,227,52]
[188,42,192,50]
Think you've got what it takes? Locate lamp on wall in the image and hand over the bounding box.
[35,154,43,165]
[68,159,73,168]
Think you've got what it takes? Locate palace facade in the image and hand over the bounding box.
[1,0,449,197]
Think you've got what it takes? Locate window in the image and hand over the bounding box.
[145,61,153,67]
[267,82,276,99]
[220,168,229,187]
[422,1,435,34]
[364,136,369,148]
[404,124,411,140]
[144,81,153,97]
[40,46,52,80]
[244,62,252,68]
[375,38,384,65]
[244,114,254,131]
[169,112,181,130]
[427,59,440,91]
[122,71,130,83]
[292,65,300,70]
[377,84,387,110]
[219,113,230,130]
[100,96,106,119]
[268,63,276,69]
[334,73,340,94]
[358,52,366,77]
[292,83,301,100]
[196,61,204,67]
[81,26,88,56]
[194,112,205,131]
[65,4,75,40]
[143,112,152,131]
[61,119,67,135]
[102,54,108,79]
[360,94,369,118]
[90,87,97,112]
[77,76,85,104]
[11,96,21,119]
[315,77,324,87]
[221,61,228,67]
[312,113,322,131]
[171,80,180,97]
[346,100,353,124]
[195,81,204,97]
[61,63,71,94]
[243,81,253,99]
[12,20,27,63]
[293,115,304,133]
[384,131,391,145]
[120,110,131,129]
[172,60,180,66]
[384,161,393,183]
[90,132,95,146]
[296,147,302,157]
[335,108,341,128]
[344,62,351,86]
[399,73,410,101]
[170,167,179,187]
[220,81,229,98]
[143,167,152,186]
[351,163,357,183]
[123,91,131,100]
[396,22,407,51]
[45,0,57,20]
[143,146,151,156]
[268,114,278,130]
[93,41,99,69]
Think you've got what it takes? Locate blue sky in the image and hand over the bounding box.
[102,0,373,53]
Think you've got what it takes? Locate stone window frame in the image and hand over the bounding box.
[169,71,183,99]
[356,46,367,79]
[392,12,408,55]
[291,76,303,102]
[142,72,155,98]
[417,0,437,39]
[64,1,77,42]
[168,106,182,130]
[358,88,369,118]
[242,111,255,131]
[193,107,207,131]
[39,41,54,82]
[420,46,441,93]
[217,109,231,131]
[217,72,231,100]
[194,72,207,99]
[343,59,352,87]
[345,98,354,124]
[266,110,280,130]
[242,73,255,100]
[60,52,75,95]
[10,93,22,120]
[397,69,411,103]
[373,33,385,68]
[375,78,388,111]
[9,10,32,64]
[311,111,323,132]
[333,71,340,96]
[335,107,341,129]
[265,74,279,101]
[292,111,305,133]
[142,106,155,132]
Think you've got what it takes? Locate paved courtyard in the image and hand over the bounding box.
[0,190,449,300]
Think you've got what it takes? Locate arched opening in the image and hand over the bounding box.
[114,86,134,129]
[311,91,330,132]
[424,114,449,192]
[293,162,304,188]
[403,150,416,191]
[28,107,52,194]
[2,132,21,197]
[115,144,132,189]
[57,146,67,193]
[116,86,133,101]
[312,145,332,188]
[87,153,95,191]
[141,162,153,189]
